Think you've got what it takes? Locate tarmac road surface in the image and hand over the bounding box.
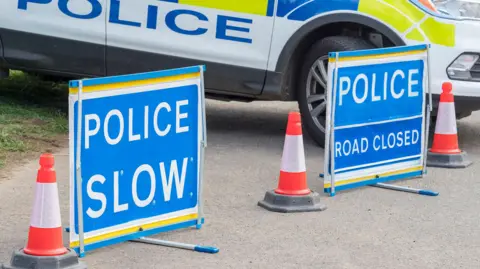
[1,100,480,269]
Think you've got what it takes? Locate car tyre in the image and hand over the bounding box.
[297,36,375,148]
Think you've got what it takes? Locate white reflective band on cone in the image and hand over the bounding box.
[280,135,306,173]
[30,183,62,228]
[434,102,458,135]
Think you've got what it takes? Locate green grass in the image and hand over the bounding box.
[0,70,69,109]
[0,71,68,168]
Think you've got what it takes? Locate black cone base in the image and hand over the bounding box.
[1,248,87,269]
[427,150,473,168]
[258,190,327,213]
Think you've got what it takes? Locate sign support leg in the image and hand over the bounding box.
[329,53,340,197]
[75,80,86,258]
[197,67,207,229]
[197,141,206,229]
[130,237,218,254]
[423,46,433,175]
[423,104,432,174]
[371,182,439,196]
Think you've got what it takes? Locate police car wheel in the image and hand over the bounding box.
[298,36,375,148]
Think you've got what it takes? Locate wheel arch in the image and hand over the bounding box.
[272,12,407,100]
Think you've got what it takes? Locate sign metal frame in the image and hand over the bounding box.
[68,65,207,256]
[323,44,431,196]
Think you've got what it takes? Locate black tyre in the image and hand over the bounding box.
[0,68,9,79]
[297,36,375,147]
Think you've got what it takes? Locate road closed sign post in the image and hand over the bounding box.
[68,66,209,256]
[323,44,432,196]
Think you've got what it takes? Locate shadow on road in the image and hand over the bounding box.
[204,100,320,149]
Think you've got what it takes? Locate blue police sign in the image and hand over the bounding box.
[323,45,431,196]
[68,66,207,255]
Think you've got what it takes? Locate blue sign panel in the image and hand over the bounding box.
[68,66,206,255]
[334,60,425,126]
[323,45,430,195]
[334,117,423,172]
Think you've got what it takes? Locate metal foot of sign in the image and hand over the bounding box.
[321,44,437,196]
[130,237,219,254]
[64,226,219,255]
[370,183,439,196]
[67,65,210,257]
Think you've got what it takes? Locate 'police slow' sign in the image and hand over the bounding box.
[68,66,206,255]
[323,45,431,196]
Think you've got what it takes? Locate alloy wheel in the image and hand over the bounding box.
[305,55,329,134]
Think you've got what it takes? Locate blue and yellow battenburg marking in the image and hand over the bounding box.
[158,0,274,16]
[323,166,424,193]
[158,0,358,20]
[277,0,359,21]
[328,44,429,63]
[157,0,455,47]
[69,65,204,94]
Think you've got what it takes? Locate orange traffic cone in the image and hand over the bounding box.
[427,82,472,168]
[24,153,68,256]
[1,153,87,269]
[258,112,327,213]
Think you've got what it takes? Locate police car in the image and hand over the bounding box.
[1,0,480,147]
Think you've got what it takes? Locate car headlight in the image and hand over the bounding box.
[432,0,480,19]
[447,53,480,80]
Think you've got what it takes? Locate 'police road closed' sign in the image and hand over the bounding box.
[68,66,206,255]
[323,45,430,195]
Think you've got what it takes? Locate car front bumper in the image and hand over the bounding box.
[429,18,480,99]
[425,18,480,115]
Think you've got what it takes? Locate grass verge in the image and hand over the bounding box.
[0,71,68,171]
